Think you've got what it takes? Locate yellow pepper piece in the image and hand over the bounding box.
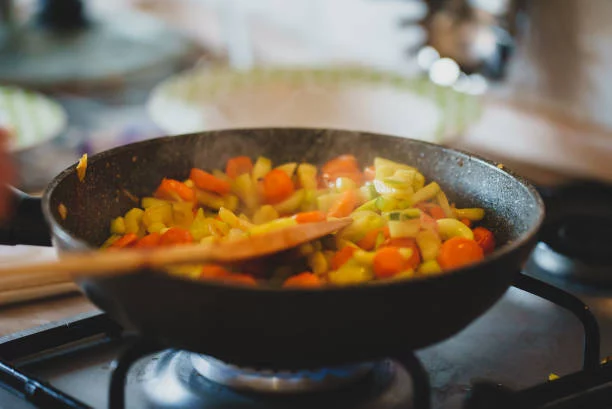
[124,208,145,236]
[110,217,126,235]
[76,154,87,182]
[147,222,167,234]
[252,205,280,225]
[308,251,328,275]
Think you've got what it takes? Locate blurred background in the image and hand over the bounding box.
[2,0,612,194]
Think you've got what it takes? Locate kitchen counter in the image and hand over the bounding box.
[0,294,95,338]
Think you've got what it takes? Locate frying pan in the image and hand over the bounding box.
[0,128,544,370]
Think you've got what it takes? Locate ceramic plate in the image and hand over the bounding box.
[0,86,68,152]
[147,67,482,143]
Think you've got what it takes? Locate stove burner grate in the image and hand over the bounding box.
[531,181,612,285]
[0,274,611,409]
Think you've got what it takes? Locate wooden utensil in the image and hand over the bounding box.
[0,282,80,307]
[0,218,351,283]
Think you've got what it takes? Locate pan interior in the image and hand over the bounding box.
[46,128,541,257]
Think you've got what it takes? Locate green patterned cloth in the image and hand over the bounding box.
[0,85,67,152]
[148,66,483,143]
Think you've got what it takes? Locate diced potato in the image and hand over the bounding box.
[183,179,195,188]
[167,264,202,279]
[189,209,211,240]
[124,208,145,236]
[110,217,126,235]
[317,192,342,213]
[411,182,441,205]
[398,248,414,260]
[233,173,259,210]
[374,165,396,181]
[388,219,420,238]
[328,260,373,285]
[416,230,442,261]
[143,203,173,227]
[223,194,239,212]
[172,202,194,228]
[359,184,378,202]
[147,222,167,234]
[227,228,248,240]
[436,191,454,218]
[212,169,232,184]
[142,197,169,209]
[297,163,318,190]
[300,189,318,212]
[413,172,425,191]
[195,188,226,210]
[335,177,357,192]
[274,189,305,214]
[308,251,328,275]
[276,162,298,177]
[219,207,253,231]
[437,218,474,240]
[252,205,279,225]
[376,196,399,212]
[248,217,297,236]
[252,156,272,182]
[418,260,442,275]
[355,198,377,212]
[353,250,375,265]
[453,208,485,221]
[337,211,385,242]
[208,219,230,237]
[392,269,415,281]
[299,243,316,256]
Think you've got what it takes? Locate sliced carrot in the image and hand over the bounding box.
[437,237,484,270]
[134,233,161,248]
[190,168,231,195]
[222,273,257,286]
[331,246,357,270]
[155,178,196,202]
[262,169,295,204]
[357,227,386,251]
[373,247,406,278]
[322,155,360,176]
[364,166,376,182]
[294,211,326,224]
[380,237,421,269]
[159,227,193,246]
[429,205,446,220]
[327,190,357,218]
[226,156,253,179]
[460,218,472,228]
[473,227,496,255]
[283,272,323,288]
[109,233,139,249]
[322,155,363,185]
[200,264,230,279]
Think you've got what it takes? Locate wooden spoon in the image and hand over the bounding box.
[0,218,351,285]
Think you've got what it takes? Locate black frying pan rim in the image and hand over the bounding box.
[42,127,545,294]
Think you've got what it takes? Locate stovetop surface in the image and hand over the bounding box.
[2,181,612,409]
[1,265,611,409]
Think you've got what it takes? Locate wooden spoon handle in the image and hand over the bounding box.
[0,218,351,283]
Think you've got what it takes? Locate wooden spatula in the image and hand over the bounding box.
[0,218,352,285]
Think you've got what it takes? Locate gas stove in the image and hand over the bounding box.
[1,181,612,409]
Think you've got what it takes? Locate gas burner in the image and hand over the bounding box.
[191,354,375,394]
[138,351,413,409]
[529,181,612,285]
